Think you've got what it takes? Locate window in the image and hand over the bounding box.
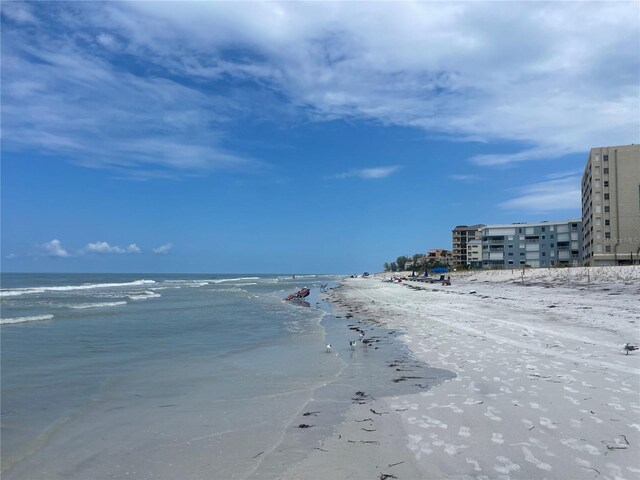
[604,168,609,174]
[550,243,555,247]
[508,253,514,256]
[605,246,611,252]
[604,155,608,161]
[550,234,554,239]
[541,252,546,257]
[541,226,546,232]
[604,193,609,200]
[541,235,545,240]
[508,244,513,248]
[604,181,609,187]
[605,206,610,213]
[508,260,514,265]
[520,252,525,256]
[605,232,611,239]
[594,154,601,162]
[605,220,610,226]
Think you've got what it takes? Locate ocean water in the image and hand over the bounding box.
[1,273,348,479]
[1,273,454,479]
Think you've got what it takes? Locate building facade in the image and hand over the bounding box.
[582,144,640,266]
[481,220,583,269]
[452,224,484,268]
[427,249,453,267]
[466,239,482,269]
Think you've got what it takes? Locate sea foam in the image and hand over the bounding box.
[0,280,156,297]
[1,314,54,325]
[69,301,128,309]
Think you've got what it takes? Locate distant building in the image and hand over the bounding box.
[427,249,453,266]
[480,220,583,269]
[452,224,484,268]
[581,144,640,266]
[466,239,482,269]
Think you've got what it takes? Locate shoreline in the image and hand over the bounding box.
[302,268,640,479]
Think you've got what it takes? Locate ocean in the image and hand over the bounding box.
[1,273,450,479]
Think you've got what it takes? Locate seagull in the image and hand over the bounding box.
[326,344,332,353]
[359,332,365,340]
[469,290,477,294]
[624,343,638,355]
[349,340,357,350]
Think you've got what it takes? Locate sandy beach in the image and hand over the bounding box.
[282,266,640,480]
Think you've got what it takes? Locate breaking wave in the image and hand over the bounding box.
[69,301,128,309]
[0,280,156,298]
[1,314,54,325]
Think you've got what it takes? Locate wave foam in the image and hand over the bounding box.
[210,277,261,284]
[69,301,128,309]
[1,314,54,325]
[0,280,156,297]
[128,291,162,300]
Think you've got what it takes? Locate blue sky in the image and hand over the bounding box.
[1,1,638,274]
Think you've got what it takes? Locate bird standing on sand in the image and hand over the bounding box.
[349,340,357,350]
[624,343,638,355]
[326,344,332,353]
[359,332,365,341]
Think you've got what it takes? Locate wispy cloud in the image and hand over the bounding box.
[39,239,70,257]
[499,173,581,213]
[332,166,401,180]
[83,241,141,254]
[2,2,638,175]
[448,174,480,182]
[152,243,173,254]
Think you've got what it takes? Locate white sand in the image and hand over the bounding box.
[284,266,640,479]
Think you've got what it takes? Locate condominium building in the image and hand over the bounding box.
[481,220,583,269]
[466,239,482,269]
[452,224,484,268]
[582,144,640,266]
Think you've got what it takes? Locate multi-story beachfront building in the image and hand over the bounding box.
[582,144,640,266]
[466,239,482,269]
[480,220,583,269]
[452,224,484,268]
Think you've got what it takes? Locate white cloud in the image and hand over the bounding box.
[449,174,480,182]
[83,241,142,254]
[5,253,18,259]
[333,166,401,180]
[39,239,70,257]
[1,2,39,25]
[499,174,581,213]
[2,2,638,175]
[152,243,173,254]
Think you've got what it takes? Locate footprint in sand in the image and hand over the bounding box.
[539,417,558,429]
[491,433,504,444]
[484,407,502,421]
[522,446,552,471]
[529,402,549,412]
[465,458,482,472]
[458,426,471,438]
[494,456,521,475]
[564,396,580,406]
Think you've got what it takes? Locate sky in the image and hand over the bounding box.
[1,1,639,274]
